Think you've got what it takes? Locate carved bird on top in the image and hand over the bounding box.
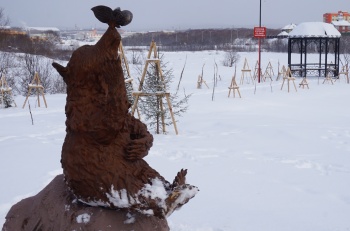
[91,5,133,28]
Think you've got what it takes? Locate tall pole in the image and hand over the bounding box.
[258,0,262,83]
[259,0,262,26]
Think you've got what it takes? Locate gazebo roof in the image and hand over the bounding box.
[278,31,289,37]
[281,23,296,31]
[288,22,341,38]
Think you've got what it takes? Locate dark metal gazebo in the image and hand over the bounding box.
[288,22,341,77]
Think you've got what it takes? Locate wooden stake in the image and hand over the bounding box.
[118,41,141,118]
[119,41,132,81]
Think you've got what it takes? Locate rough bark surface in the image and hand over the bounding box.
[2,175,169,231]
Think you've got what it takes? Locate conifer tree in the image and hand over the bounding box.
[137,53,190,134]
[1,91,14,108]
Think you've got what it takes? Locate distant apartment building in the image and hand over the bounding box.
[0,26,26,35]
[323,11,350,23]
[26,27,60,40]
[323,11,350,34]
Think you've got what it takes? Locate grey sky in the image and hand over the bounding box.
[1,0,349,31]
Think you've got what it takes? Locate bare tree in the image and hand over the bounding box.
[0,8,10,28]
[19,54,53,95]
[0,51,15,74]
[37,58,54,93]
[0,51,19,93]
[128,47,145,65]
[222,49,240,67]
[18,54,38,95]
[51,73,67,94]
[0,8,10,50]
[340,36,350,65]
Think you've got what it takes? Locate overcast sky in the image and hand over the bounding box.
[1,0,349,31]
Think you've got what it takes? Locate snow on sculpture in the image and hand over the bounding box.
[51,5,198,218]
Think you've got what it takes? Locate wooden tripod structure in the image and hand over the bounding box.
[197,63,209,89]
[336,63,349,84]
[299,77,309,89]
[281,67,297,92]
[22,72,47,108]
[131,41,178,135]
[262,61,274,82]
[228,65,241,98]
[0,74,17,107]
[253,60,262,82]
[240,58,253,84]
[323,73,334,85]
[197,74,209,89]
[276,61,286,81]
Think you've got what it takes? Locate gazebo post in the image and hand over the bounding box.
[319,39,322,77]
[288,38,291,70]
[299,39,303,76]
[325,37,328,76]
[304,39,307,77]
[336,38,340,76]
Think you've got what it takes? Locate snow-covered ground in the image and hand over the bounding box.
[1,50,350,231]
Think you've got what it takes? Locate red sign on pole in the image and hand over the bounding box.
[254,27,266,38]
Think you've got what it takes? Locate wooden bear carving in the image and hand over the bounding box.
[52,5,198,218]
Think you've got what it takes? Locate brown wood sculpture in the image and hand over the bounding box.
[52,5,198,218]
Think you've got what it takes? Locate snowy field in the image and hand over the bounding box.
[1,50,350,231]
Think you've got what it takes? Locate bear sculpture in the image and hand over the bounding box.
[51,5,198,218]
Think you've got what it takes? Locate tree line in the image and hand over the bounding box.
[122,28,286,52]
